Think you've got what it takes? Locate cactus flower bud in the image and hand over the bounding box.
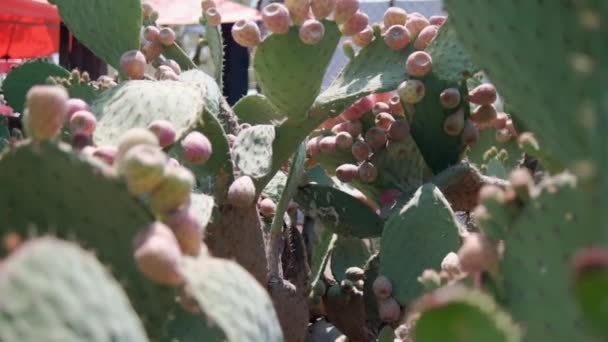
[181,131,213,165]
[120,50,146,80]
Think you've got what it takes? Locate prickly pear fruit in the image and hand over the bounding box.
[340,95,374,120]
[319,136,337,154]
[134,222,184,286]
[365,127,387,149]
[23,85,68,141]
[398,79,425,104]
[471,104,498,128]
[509,168,533,199]
[443,108,465,136]
[201,0,216,12]
[159,27,176,46]
[358,161,378,182]
[414,25,438,50]
[340,11,368,36]
[181,131,213,165]
[336,163,359,183]
[285,0,311,25]
[120,50,146,80]
[262,3,291,34]
[300,19,325,45]
[258,197,277,218]
[345,267,365,281]
[418,269,441,289]
[429,15,446,26]
[353,26,374,47]
[405,14,429,37]
[142,3,154,19]
[439,88,461,109]
[388,120,410,141]
[232,19,262,48]
[493,112,509,129]
[458,233,498,274]
[156,65,179,81]
[311,0,335,19]
[468,83,497,106]
[495,128,512,144]
[118,144,167,195]
[163,205,203,256]
[150,165,195,214]
[93,145,117,166]
[306,136,322,157]
[345,120,363,137]
[227,176,256,208]
[383,25,411,50]
[373,275,392,299]
[351,140,371,161]
[406,51,432,77]
[163,59,181,75]
[205,8,222,26]
[334,0,359,24]
[147,120,176,148]
[372,102,390,116]
[69,110,97,136]
[144,26,160,42]
[142,41,163,62]
[389,95,406,117]
[335,131,354,149]
[379,189,402,207]
[375,112,395,130]
[461,119,479,145]
[441,252,461,276]
[66,98,90,120]
[379,298,401,322]
[384,7,407,27]
[116,128,159,163]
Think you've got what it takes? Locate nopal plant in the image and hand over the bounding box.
[0,0,606,341]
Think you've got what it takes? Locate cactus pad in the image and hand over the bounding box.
[205,23,224,89]
[233,125,276,179]
[0,117,9,151]
[161,307,226,342]
[162,43,197,71]
[425,20,478,83]
[309,228,337,294]
[330,236,371,282]
[233,94,284,125]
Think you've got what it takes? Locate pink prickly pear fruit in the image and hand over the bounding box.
[300,19,325,45]
[227,176,257,208]
[388,120,410,141]
[340,95,374,120]
[167,158,180,168]
[458,233,498,274]
[142,41,163,62]
[142,3,155,19]
[258,198,277,218]
[331,121,349,134]
[147,120,177,148]
[397,79,425,104]
[181,131,213,165]
[461,119,479,146]
[163,205,203,256]
[66,98,90,120]
[116,128,159,164]
[378,298,401,322]
[232,20,262,48]
[69,110,97,137]
[306,136,322,157]
[383,25,411,50]
[23,85,68,141]
[383,7,408,27]
[351,140,371,161]
[379,189,402,207]
[336,164,359,183]
[468,83,497,106]
[373,91,396,103]
[405,14,429,38]
[159,27,177,46]
[93,145,117,166]
[571,247,608,276]
[205,8,222,26]
[443,108,465,136]
[493,112,509,129]
[144,26,160,42]
[358,161,378,182]
[164,59,182,75]
[133,222,184,286]
[156,66,179,81]
[318,136,337,154]
[119,144,167,195]
[353,26,374,47]
[406,51,433,77]
[311,0,335,19]
[372,275,392,299]
[340,11,368,36]
[120,50,146,80]
[345,120,363,137]
[334,0,360,24]
[495,128,512,144]
[262,3,291,34]
[150,165,196,214]
[414,25,438,50]
[429,15,447,26]
[285,0,311,25]
[365,127,387,150]
[201,0,216,12]
[375,112,395,130]
[335,131,354,149]
[388,95,406,117]
[471,104,498,128]
[372,102,390,116]
[439,87,461,109]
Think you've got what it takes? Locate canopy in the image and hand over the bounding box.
[0,0,60,59]
[146,0,260,25]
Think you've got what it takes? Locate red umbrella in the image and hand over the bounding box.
[0,0,60,59]
[146,0,260,25]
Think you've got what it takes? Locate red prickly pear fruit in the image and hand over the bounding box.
[346,120,363,137]
[414,25,438,50]
[468,83,497,106]
[358,161,378,182]
[156,66,179,81]
[384,7,408,27]
[388,120,410,141]
[227,176,257,208]
[181,131,213,165]
[398,79,425,104]
[443,109,465,136]
[232,19,262,48]
[116,128,159,163]
[340,95,374,120]
[388,95,406,117]
[120,50,146,80]
[458,233,498,274]
[71,134,93,151]
[373,91,396,103]
[493,112,509,129]
[118,144,167,195]
[142,3,154,18]
[331,121,349,134]
[383,25,411,50]
[406,51,432,77]
[163,59,181,75]
[69,110,97,137]
[365,127,387,150]
[311,0,335,19]
[340,11,368,36]
[258,198,277,218]
[353,26,374,47]
[318,136,337,154]
[201,0,216,12]
[336,163,359,183]
[144,26,160,42]
[285,0,311,25]
[142,41,163,62]
[300,19,325,45]
[335,131,354,149]
[351,140,371,162]
[372,102,390,116]
[262,3,291,34]
[150,165,195,214]
[93,145,117,166]
[372,275,392,299]
[159,27,177,46]
[163,205,203,256]
[405,14,429,38]
[429,15,447,26]
[379,298,401,322]
[147,120,177,148]
[66,98,90,120]
[23,85,68,141]
[375,112,395,130]
[379,189,402,207]
[471,104,498,128]
[439,87,461,109]
[461,119,479,145]
[306,136,322,157]
[205,8,222,26]
[133,222,184,286]
[334,0,359,25]
[495,128,512,144]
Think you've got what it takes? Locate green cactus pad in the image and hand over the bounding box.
[53,0,141,71]
[205,23,224,89]
[465,128,523,173]
[162,43,197,71]
[379,184,461,305]
[233,94,284,125]
[572,252,608,340]
[378,326,395,342]
[66,82,100,104]
[2,60,70,113]
[425,20,479,83]
[92,80,205,146]
[261,171,287,204]
[161,307,226,342]
[233,125,275,179]
[0,141,173,339]
[179,69,223,118]
[181,255,283,342]
[254,20,341,117]
[0,238,148,342]
[190,192,215,228]
[485,157,508,179]
[413,285,522,342]
[0,117,9,151]
[270,141,306,233]
[362,254,381,325]
[330,236,371,282]
[309,228,337,296]
[295,184,383,238]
